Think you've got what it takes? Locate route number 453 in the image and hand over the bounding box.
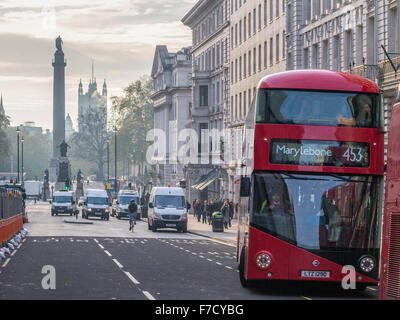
[343,148,363,163]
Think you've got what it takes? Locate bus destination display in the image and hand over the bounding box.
[270,139,370,167]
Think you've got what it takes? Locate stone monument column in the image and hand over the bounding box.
[49,36,67,182]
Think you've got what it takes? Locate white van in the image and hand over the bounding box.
[147,186,188,233]
[51,190,77,216]
[115,190,141,220]
[82,189,110,220]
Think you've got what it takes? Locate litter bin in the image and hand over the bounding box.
[212,212,224,232]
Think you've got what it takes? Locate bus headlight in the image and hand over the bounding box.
[359,255,375,273]
[255,252,272,270]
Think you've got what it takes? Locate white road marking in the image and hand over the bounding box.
[225,266,233,270]
[191,252,197,255]
[112,259,123,268]
[199,256,205,259]
[93,239,99,243]
[98,244,104,249]
[207,258,213,262]
[2,258,10,268]
[104,250,112,257]
[216,262,222,265]
[142,291,156,300]
[11,250,16,256]
[124,271,140,284]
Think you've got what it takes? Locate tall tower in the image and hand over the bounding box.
[52,35,67,158]
[0,94,4,116]
[102,79,107,97]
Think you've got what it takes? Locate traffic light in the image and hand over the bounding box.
[65,178,70,190]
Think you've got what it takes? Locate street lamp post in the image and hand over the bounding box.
[16,127,20,183]
[21,136,24,186]
[107,137,110,183]
[114,127,117,198]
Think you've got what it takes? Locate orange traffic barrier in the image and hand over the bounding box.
[0,214,23,243]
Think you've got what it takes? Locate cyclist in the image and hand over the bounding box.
[128,199,138,231]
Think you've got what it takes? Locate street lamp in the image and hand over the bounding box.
[21,136,24,186]
[113,126,117,198]
[106,137,110,183]
[16,127,20,183]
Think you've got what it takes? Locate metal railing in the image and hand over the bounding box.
[0,188,24,221]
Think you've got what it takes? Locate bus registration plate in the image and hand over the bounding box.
[301,271,330,278]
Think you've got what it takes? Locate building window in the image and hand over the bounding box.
[333,35,340,70]
[239,92,242,118]
[235,59,238,82]
[270,0,273,21]
[258,44,262,71]
[356,25,363,65]
[276,0,279,17]
[244,16,247,41]
[199,123,209,154]
[264,41,267,68]
[239,56,242,81]
[389,6,399,56]
[239,20,242,43]
[304,47,309,69]
[244,91,247,115]
[235,94,238,120]
[276,34,279,63]
[231,61,234,82]
[367,16,376,65]
[258,4,262,30]
[253,47,256,73]
[231,26,234,49]
[253,8,256,33]
[269,37,273,65]
[248,50,252,75]
[312,43,318,68]
[200,86,208,106]
[248,89,251,108]
[322,39,328,69]
[244,53,247,78]
[344,30,353,69]
[235,23,238,47]
[264,0,267,25]
[248,12,251,37]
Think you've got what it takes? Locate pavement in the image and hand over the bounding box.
[187,214,237,245]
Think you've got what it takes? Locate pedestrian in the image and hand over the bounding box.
[208,200,214,225]
[192,199,198,217]
[221,200,231,229]
[195,200,201,222]
[202,200,209,224]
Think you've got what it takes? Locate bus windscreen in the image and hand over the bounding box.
[256,89,380,128]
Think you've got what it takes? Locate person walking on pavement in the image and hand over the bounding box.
[202,200,209,224]
[128,199,138,231]
[221,200,231,229]
[195,200,201,222]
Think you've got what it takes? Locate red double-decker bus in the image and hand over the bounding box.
[380,83,400,300]
[237,70,384,290]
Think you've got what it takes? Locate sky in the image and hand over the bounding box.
[0,0,196,131]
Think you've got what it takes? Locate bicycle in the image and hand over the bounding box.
[129,213,137,232]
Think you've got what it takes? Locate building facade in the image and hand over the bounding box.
[286,0,400,158]
[150,46,192,189]
[182,0,231,204]
[65,114,75,140]
[78,76,107,133]
[228,0,286,202]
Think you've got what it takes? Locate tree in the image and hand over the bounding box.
[111,76,154,183]
[70,105,108,181]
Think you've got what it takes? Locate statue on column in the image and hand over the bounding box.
[56,36,63,51]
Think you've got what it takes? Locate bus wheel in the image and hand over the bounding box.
[239,248,249,288]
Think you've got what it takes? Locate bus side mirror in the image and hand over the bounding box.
[240,177,251,197]
[149,202,153,208]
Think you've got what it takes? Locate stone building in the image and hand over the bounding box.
[228,0,286,201]
[150,45,192,189]
[78,72,107,133]
[65,113,75,140]
[182,0,231,203]
[286,0,400,159]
